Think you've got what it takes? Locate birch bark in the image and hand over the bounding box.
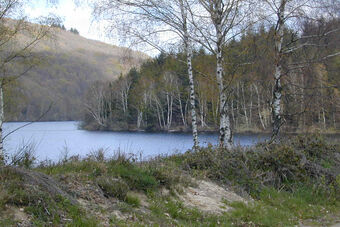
[271,0,286,141]
[0,80,4,164]
[215,13,232,149]
[180,0,199,149]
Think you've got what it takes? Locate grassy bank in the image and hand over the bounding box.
[1,135,339,226]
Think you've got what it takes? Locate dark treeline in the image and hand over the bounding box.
[82,19,340,133]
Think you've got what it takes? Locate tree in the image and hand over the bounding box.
[93,0,200,149]
[260,0,340,141]
[188,0,253,148]
[0,0,56,164]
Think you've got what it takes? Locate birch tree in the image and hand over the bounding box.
[93,0,200,148]
[188,0,253,148]
[260,0,340,141]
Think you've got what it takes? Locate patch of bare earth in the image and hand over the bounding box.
[5,205,31,226]
[178,180,247,214]
[60,175,151,226]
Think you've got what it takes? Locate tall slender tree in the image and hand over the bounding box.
[260,0,340,141]
[188,0,253,148]
[93,0,200,149]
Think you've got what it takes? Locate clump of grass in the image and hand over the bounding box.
[125,194,141,207]
[107,160,159,192]
[96,177,129,200]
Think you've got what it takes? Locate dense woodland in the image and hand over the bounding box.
[82,19,340,133]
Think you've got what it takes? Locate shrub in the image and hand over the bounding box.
[183,135,340,198]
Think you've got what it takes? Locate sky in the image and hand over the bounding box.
[25,0,112,44]
[24,0,171,56]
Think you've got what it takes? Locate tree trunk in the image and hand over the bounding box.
[271,0,286,141]
[0,80,4,165]
[177,92,187,127]
[179,0,199,149]
[253,84,266,130]
[216,38,232,149]
[241,83,249,127]
[137,111,142,128]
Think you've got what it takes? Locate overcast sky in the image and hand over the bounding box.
[24,1,175,56]
[25,0,111,43]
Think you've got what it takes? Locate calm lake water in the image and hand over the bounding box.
[3,121,269,162]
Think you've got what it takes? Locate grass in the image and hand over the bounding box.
[0,167,98,227]
[125,193,141,207]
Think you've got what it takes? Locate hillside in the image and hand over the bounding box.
[6,24,148,121]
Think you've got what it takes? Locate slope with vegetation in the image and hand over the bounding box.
[0,135,339,226]
[5,23,148,121]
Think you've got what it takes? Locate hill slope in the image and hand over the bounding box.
[6,25,148,121]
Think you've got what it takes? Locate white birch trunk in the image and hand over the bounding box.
[271,0,286,140]
[180,0,199,149]
[0,80,4,164]
[253,84,266,130]
[241,83,249,127]
[216,22,232,149]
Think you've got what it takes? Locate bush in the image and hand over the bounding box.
[183,135,340,198]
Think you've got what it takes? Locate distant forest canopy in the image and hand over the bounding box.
[82,19,340,133]
[51,22,80,35]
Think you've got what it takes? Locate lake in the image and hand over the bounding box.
[3,121,269,162]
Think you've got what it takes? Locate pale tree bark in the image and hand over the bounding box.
[176,88,187,127]
[216,41,232,148]
[188,0,252,148]
[0,80,4,164]
[241,83,249,127]
[179,0,199,148]
[84,82,108,127]
[271,0,285,141]
[214,1,233,149]
[185,41,199,148]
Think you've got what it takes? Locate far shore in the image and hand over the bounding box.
[4,121,340,136]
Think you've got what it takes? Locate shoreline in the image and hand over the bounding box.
[4,120,340,136]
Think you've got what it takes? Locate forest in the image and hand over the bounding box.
[82,18,340,135]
